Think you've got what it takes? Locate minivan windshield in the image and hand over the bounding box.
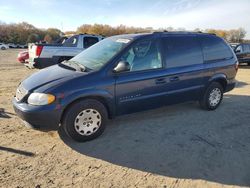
[70,37,131,71]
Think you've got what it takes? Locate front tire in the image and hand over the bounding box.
[62,99,108,142]
[1,47,6,50]
[199,82,224,110]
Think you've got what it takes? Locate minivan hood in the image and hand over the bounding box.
[22,65,85,91]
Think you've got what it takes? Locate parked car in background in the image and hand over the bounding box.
[229,43,239,50]
[17,50,29,63]
[19,44,28,49]
[13,32,238,142]
[26,34,104,69]
[0,43,9,50]
[234,43,250,65]
[8,43,17,48]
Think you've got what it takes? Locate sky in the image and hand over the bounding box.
[0,0,250,38]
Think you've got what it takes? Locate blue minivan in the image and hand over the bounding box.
[13,32,238,142]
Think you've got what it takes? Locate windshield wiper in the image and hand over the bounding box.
[61,60,86,72]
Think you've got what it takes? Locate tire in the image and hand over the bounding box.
[199,82,224,110]
[62,99,108,142]
[1,47,6,50]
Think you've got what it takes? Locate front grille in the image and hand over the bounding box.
[15,84,28,101]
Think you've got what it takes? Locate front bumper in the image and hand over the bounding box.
[13,98,62,131]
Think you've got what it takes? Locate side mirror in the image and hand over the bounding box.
[113,61,130,73]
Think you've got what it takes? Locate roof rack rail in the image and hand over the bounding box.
[153,30,168,34]
[195,31,216,35]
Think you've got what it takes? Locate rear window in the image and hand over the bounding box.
[83,37,99,48]
[200,35,233,62]
[162,35,203,68]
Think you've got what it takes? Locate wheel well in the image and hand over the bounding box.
[60,96,112,124]
[214,78,227,91]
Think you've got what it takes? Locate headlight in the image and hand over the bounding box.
[27,93,55,106]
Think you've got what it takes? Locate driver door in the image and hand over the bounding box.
[114,38,168,115]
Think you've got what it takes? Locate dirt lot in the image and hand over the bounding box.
[0,49,250,188]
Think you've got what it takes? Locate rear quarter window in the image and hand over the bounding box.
[199,35,233,62]
[162,35,203,68]
[63,36,79,47]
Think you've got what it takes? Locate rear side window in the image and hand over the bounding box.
[200,35,233,62]
[163,36,203,68]
[63,36,79,47]
[84,37,99,48]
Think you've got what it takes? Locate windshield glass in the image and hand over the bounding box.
[70,37,131,70]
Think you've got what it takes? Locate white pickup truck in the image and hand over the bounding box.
[26,34,104,69]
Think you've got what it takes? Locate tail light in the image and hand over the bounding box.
[36,46,43,57]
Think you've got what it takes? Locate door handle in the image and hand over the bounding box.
[155,78,166,84]
[169,76,179,82]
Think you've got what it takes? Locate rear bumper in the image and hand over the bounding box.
[13,98,62,131]
[225,79,236,93]
[225,83,235,92]
[27,57,57,69]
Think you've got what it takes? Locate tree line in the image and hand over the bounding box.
[0,21,247,44]
[0,22,62,44]
[75,24,247,43]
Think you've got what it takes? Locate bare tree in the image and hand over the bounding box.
[226,28,246,43]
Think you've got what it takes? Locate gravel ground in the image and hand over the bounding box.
[0,49,250,188]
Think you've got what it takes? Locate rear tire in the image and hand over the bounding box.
[199,82,224,110]
[1,47,6,50]
[62,99,108,142]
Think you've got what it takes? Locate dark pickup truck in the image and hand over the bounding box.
[234,43,250,65]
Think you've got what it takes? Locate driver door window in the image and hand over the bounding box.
[120,39,162,72]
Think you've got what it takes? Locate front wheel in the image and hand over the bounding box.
[199,82,224,110]
[1,47,6,50]
[62,99,108,142]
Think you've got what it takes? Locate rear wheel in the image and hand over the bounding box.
[1,47,6,50]
[62,99,108,142]
[199,82,224,110]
